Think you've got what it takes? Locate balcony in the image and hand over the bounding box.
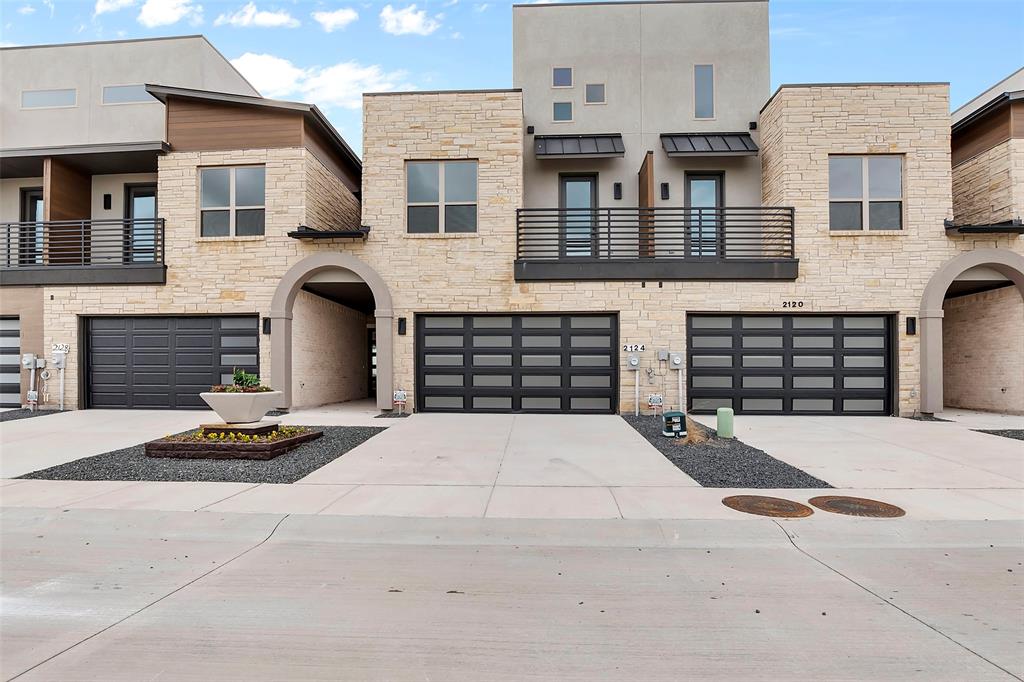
[515,207,798,281]
[0,219,166,286]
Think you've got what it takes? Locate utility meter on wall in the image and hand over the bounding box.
[669,352,683,368]
[626,354,640,370]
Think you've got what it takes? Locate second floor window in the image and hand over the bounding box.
[553,102,573,122]
[407,160,478,233]
[828,156,903,231]
[103,85,151,105]
[200,166,266,237]
[694,65,714,119]
[21,88,76,109]
[552,67,573,88]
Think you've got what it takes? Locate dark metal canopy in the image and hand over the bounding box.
[661,132,758,157]
[287,224,371,239]
[944,219,1024,236]
[534,134,624,159]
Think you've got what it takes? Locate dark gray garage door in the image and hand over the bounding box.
[0,317,20,407]
[687,314,892,415]
[86,316,259,409]
[416,314,617,413]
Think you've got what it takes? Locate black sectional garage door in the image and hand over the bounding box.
[0,317,20,408]
[416,314,617,413]
[687,314,892,415]
[86,316,259,409]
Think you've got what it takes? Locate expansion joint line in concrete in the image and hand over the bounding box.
[5,514,293,682]
[482,415,517,518]
[770,520,1023,682]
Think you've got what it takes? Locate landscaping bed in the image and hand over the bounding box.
[145,426,322,460]
[1,408,66,423]
[19,425,384,484]
[975,429,1024,442]
[622,414,831,489]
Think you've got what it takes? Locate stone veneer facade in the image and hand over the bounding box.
[31,86,1024,416]
[942,286,1024,414]
[952,138,1024,226]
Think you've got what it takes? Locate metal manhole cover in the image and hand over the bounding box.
[721,495,814,518]
[809,496,906,518]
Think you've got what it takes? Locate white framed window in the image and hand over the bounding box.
[21,88,76,109]
[585,83,606,105]
[200,166,266,237]
[552,67,573,88]
[828,155,903,231]
[553,101,573,122]
[406,160,478,234]
[694,64,714,119]
[102,84,152,105]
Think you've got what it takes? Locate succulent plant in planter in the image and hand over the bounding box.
[201,368,282,423]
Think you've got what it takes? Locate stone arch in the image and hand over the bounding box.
[919,248,1024,414]
[270,252,394,411]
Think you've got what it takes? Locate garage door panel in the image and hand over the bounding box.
[417,314,617,414]
[0,317,21,407]
[86,316,259,409]
[688,314,891,416]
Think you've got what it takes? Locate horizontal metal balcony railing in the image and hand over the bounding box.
[0,218,165,268]
[516,207,795,261]
[0,219,166,286]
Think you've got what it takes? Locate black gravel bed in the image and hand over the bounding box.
[18,425,385,484]
[375,411,411,418]
[975,429,1024,441]
[1,408,66,422]
[904,414,952,422]
[622,415,831,489]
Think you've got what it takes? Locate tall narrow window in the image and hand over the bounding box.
[200,166,265,237]
[694,65,714,119]
[828,156,903,231]
[406,160,478,233]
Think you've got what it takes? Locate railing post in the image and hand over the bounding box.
[160,219,166,266]
[789,207,795,258]
[605,208,611,259]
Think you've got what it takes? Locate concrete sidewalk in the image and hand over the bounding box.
[1,508,1020,681]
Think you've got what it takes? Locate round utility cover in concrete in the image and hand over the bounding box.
[721,495,814,518]
[809,496,906,518]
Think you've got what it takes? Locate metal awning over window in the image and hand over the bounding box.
[661,133,758,157]
[535,134,625,159]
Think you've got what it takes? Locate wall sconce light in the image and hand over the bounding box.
[660,183,670,200]
[613,182,622,200]
[906,317,917,335]
[103,194,112,210]
[398,317,407,335]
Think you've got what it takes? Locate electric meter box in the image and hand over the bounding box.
[662,410,685,438]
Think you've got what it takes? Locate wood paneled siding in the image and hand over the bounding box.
[953,100,1024,167]
[43,157,92,265]
[165,98,304,152]
[638,150,654,257]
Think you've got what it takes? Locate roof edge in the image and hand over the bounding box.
[364,88,522,97]
[0,140,170,158]
[951,90,1024,134]
[760,81,950,115]
[0,34,205,51]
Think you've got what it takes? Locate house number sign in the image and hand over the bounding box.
[622,344,645,352]
[780,301,805,309]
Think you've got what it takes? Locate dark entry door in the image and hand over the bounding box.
[687,314,893,415]
[560,175,597,257]
[417,314,617,413]
[18,188,43,266]
[125,184,157,264]
[686,174,722,256]
[86,315,259,409]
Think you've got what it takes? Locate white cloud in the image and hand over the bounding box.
[41,0,54,17]
[18,5,36,15]
[214,2,299,28]
[137,0,202,27]
[94,0,134,16]
[474,3,488,12]
[449,31,462,39]
[231,52,414,109]
[379,4,440,36]
[311,7,357,32]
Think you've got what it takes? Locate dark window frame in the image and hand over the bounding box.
[199,165,266,238]
[405,159,479,234]
[828,155,904,231]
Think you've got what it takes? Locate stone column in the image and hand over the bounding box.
[374,310,394,411]
[269,312,292,410]
[918,309,944,415]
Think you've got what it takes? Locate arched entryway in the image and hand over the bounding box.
[270,253,394,411]
[919,248,1024,414]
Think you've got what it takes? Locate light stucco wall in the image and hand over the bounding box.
[512,1,769,210]
[291,289,369,408]
[942,286,1024,413]
[0,177,43,221]
[0,36,257,149]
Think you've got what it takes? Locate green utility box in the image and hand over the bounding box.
[662,410,686,438]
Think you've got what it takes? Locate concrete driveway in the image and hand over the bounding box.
[298,414,698,518]
[694,413,1024,489]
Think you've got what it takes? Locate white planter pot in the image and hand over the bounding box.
[200,391,283,424]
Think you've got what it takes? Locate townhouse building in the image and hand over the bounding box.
[1,1,1021,418]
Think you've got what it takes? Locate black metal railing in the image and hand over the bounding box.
[0,218,165,269]
[516,207,795,261]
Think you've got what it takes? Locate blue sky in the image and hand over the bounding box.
[3,0,1022,153]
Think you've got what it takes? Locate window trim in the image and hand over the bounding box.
[693,64,715,120]
[101,83,154,106]
[552,66,574,88]
[552,101,574,123]
[584,83,606,105]
[20,88,77,110]
[198,165,266,238]
[405,159,479,234]
[828,154,904,232]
